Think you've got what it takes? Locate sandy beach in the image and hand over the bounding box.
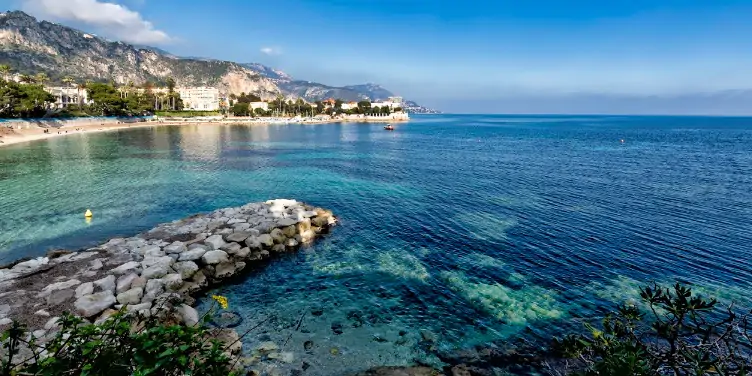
[0,120,175,148]
[0,115,407,148]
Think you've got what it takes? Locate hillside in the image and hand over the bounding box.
[0,10,440,112]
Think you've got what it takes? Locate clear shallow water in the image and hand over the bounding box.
[2,116,752,374]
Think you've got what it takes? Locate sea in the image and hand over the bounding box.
[1,115,751,375]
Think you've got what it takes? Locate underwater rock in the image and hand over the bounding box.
[210,310,243,328]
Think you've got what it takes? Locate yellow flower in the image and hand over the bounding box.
[212,295,228,310]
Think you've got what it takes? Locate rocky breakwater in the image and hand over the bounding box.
[0,199,336,357]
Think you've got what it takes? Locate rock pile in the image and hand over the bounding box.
[0,199,336,340]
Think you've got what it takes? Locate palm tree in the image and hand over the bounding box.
[77,82,87,107]
[19,74,35,84]
[34,72,49,86]
[0,64,12,81]
[165,78,176,110]
[62,76,75,87]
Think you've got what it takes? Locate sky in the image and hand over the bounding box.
[5,0,752,114]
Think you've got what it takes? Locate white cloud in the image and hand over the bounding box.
[21,0,171,44]
[260,46,282,56]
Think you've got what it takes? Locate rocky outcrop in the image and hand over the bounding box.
[0,199,336,344]
[0,11,283,98]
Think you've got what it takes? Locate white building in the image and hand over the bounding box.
[178,87,220,111]
[340,101,358,110]
[44,86,91,108]
[249,102,269,111]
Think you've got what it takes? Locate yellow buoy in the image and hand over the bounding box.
[85,209,93,218]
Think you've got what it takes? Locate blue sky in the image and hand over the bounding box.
[7,0,752,114]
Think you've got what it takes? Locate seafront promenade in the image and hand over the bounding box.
[0,112,409,148]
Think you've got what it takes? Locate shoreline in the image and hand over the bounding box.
[0,116,408,149]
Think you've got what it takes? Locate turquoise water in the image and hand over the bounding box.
[1,116,752,374]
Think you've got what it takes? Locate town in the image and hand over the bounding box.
[0,66,409,122]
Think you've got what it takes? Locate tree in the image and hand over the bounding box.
[34,72,49,86]
[86,82,125,116]
[0,64,12,81]
[555,283,752,375]
[231,102,250,116]
[19,75,35,84]
[166,77,176,93]
[62,76,75,87]
[334,99,343,110]
[0,79,54,117]
[143,81,155,94]
[166,77,177,110]
[254,107,266,117]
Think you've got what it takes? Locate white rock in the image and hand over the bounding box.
[215,262,238,278]
[178,248,207,261]
[131,276,147,289]
[164,241,187,254]
[44,317,60,330]
[204,235,226,250]
[143,247,165,258]
[111,261,141,275]
[229,246,251,258]
[141,256,174,269]
[37,279,81,298]
[34,309,51,317]
[74,291,116,317]
[201,250,229,265]
[116,287,144,305]
[0,318,12,326]
[123,302,151,313]
[12,257,49,271]
[116,273,138,293]
[300,229,315,243]
[75,282,94,298]
[277,218,298,227]
[173,261,199,279]
[285,238,299,248]
[93,275,116,293]
[268,352,295,363]
[245,237,262,250]
[266,199,297,207]
[89,259,104,270]
[143,279,165,302]
[258,234,274,248]
[177,304,199,326]
[138,245,162,256]
[302,211,317,218]
[220,242,242,254]
[162,273,183,290]
[257,341,279,352]
[141,264,170,279]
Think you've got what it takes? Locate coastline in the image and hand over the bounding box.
[0,115,408,149]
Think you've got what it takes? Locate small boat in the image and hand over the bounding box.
[384,124,394,131]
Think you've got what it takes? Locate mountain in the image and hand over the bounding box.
[249,68,441,112]
[0,10,440,112]
[0,11,281,98]
[342,84,394,100]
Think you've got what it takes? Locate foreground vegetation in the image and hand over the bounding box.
[1,297,240,376]
[554,283,751,375]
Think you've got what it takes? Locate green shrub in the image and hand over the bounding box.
[1,299,240,375]
[554,283,752,375]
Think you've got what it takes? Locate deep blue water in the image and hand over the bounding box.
[1,115,751,374]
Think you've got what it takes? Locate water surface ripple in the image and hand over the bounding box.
[1,115,751,374]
